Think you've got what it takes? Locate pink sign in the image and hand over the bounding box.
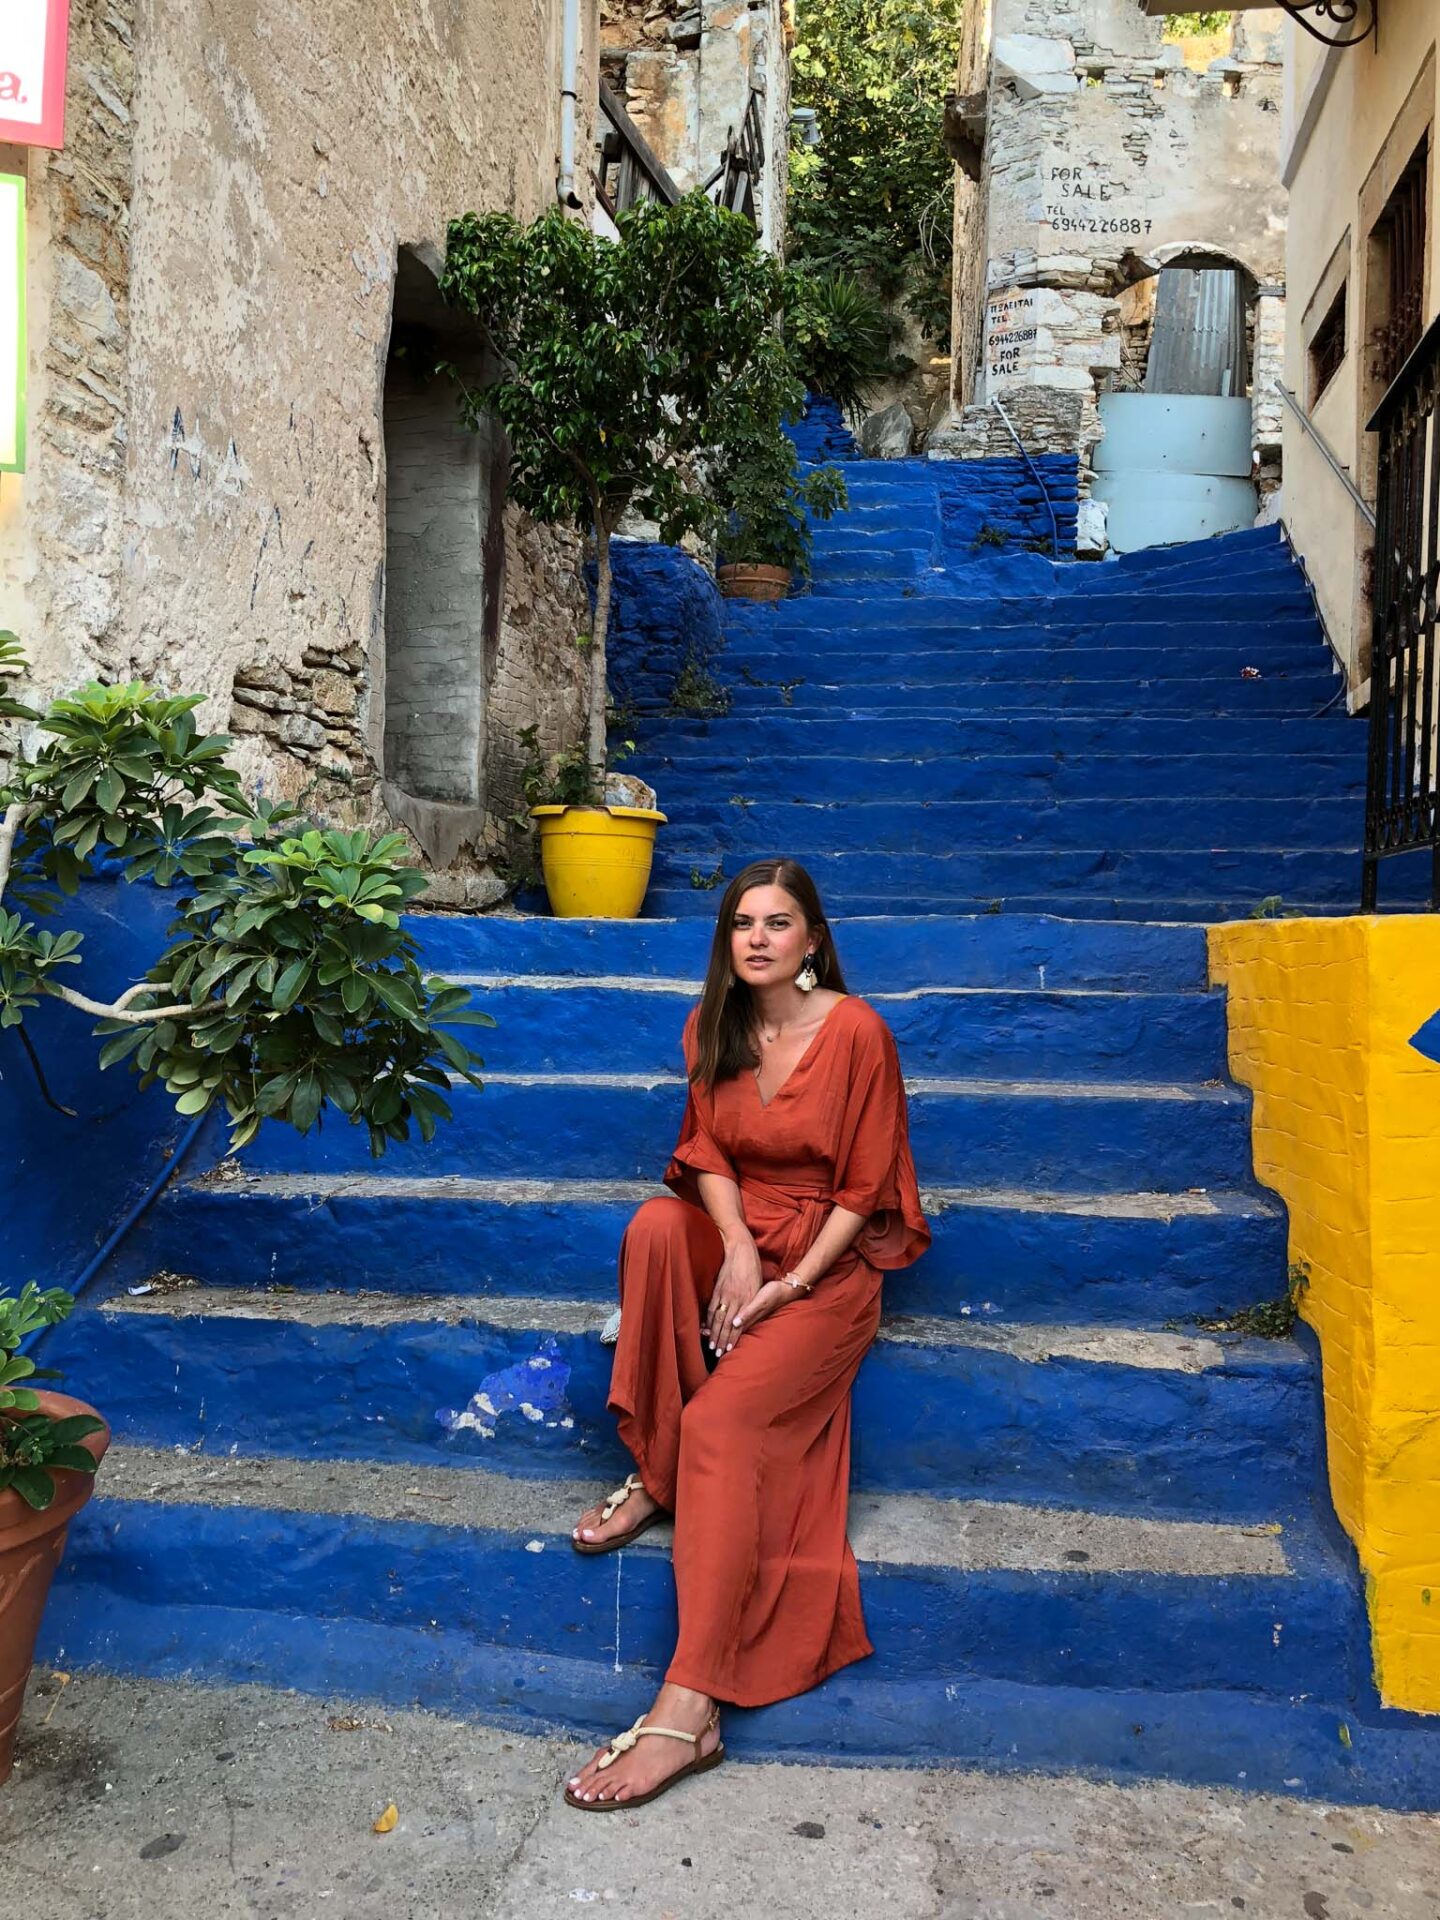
[0,0,70,150]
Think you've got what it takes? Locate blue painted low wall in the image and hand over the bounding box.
[1,876,184,1292]
[600,541,726,724]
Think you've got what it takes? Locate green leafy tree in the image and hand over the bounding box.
[789,0,965,350]
[0,640,491,1157]
[440,191,799,792]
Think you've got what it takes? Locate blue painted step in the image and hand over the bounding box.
[407,910,1215,991]
[108,1174,1285,1329]
[665,798,1360,855]
[646,847,1390,909]
[225,1076,1253,1192]
[54,1476,1358,1703]
[630,753,1369,802]
[45,1294,1322,1520]
[722,589,1313,631]
[46,1590,1439,1808]
[714,677,1337,714]
[634,714,1361,756]
[426,981,1228,1082]
[724,633,1326,669]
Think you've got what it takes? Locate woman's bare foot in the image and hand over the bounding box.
[571,1479,663,1549]
[565,1683,720,1806]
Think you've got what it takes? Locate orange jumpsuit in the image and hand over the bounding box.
[607,995,930,1708]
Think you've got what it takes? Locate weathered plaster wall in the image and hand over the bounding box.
[2,0,599,904]
[0,0,136,691]
[1210,915,1440,1716]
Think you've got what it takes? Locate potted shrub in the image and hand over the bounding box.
[716,424,848,602]
[440,192,799,917]
[0,1286,108,1786]
[0,637,491,1764]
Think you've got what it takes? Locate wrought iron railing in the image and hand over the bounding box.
[1363,311,1440,910]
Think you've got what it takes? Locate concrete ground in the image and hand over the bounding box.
[2,1671,1437,1920]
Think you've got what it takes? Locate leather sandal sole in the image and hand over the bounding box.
[563,1744,726,1811]
[570,1507,668,1556]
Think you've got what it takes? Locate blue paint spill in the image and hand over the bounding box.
[436,1335,575,1441]
[1408,1011,1440,1065]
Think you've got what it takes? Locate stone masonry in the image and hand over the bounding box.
[600,0,789,253]
[933,2,1288,536]
[0,0,602,905]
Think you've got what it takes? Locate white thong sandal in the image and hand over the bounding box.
[571,1473,667,1556]
[564,1708,725,1810]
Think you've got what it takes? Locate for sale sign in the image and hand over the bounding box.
[0,0,70,150]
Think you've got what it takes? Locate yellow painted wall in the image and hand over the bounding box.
[1210,916,1440,1713]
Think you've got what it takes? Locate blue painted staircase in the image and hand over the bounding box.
[36,459,1440,1807]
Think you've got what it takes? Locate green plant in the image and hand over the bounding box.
[1164,10,1231,35]
[1249,895,1285,920]
[441,193,800,792]
[1172,1261,1311,1341]
[0,645,491,1155]
[785,270,897,416]
[715,426,847,577]
[1,1286,104,1511]
[517,723,596,811]
[669,655,732,718]
[788,0,964,350]
[973,524,1008,550]
[690,862,725,890]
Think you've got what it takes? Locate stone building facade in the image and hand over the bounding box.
[598,0,789,252]
[934,2,1288,554]
[0,0,607,905]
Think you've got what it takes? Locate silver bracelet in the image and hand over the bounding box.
[779,1271,814,1295]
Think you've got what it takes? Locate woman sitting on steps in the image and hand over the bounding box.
[564,856,930,1811]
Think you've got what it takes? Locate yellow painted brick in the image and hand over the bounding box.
[1209,915,1440,1714]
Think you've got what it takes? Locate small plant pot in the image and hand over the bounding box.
[0,1391,109,1787]
[717,563,792,603]
[531,805,667,919]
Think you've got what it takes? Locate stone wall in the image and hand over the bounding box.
[2,0,601,907]
[936,0,1288,515]
[0,0,136,690]
[600,0,788,251]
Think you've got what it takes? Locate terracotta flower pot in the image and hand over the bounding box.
[0,1391,109,1787]
[717,562,792,603]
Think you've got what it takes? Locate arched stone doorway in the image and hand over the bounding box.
[379,246,505,865]
[1094,245,1271,552]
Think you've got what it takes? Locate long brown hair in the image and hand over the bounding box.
[689,859,848,1086]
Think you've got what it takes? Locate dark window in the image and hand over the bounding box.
[1372,137,1429,387]
[1308,283,1347,402]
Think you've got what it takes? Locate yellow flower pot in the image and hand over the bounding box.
[531,804,667,919]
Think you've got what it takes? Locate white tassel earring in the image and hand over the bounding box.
[796,952,819,993]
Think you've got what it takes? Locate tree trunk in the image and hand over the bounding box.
[588,519,612,798]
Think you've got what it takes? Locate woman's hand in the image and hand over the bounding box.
[705,1230,763,1355]
[728,1280,793,1341]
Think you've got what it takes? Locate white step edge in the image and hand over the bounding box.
[98,1286,1250,1374]
[460,1072,1239,1102]
[441,976,1212,1002]
[94,1444,1291,1579]
[192,1169,1276,1222]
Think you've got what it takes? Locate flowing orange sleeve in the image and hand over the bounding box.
[832,1008,931,1271]
[663,1009,738,1205]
